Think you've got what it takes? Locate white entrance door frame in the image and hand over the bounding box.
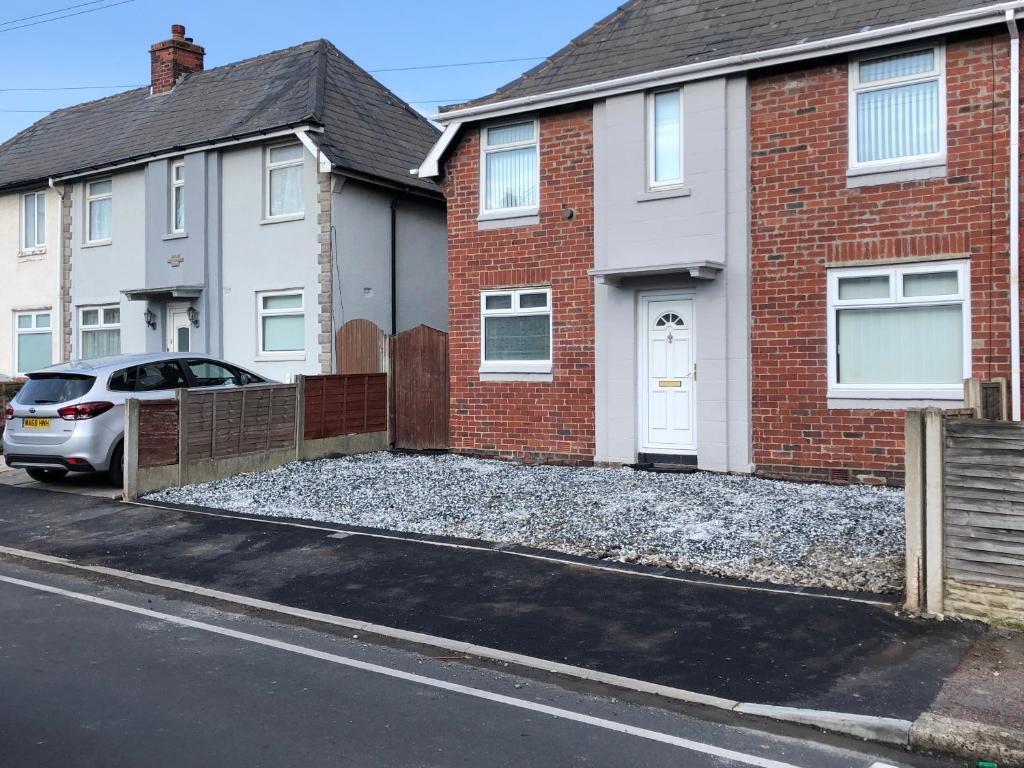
[165,302,193,353]
[637,290,697,455]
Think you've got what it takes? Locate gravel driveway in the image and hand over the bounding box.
[145,452,906,593]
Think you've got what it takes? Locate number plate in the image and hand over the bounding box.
[23,418,51,429]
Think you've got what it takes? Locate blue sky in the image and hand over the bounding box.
[0,0,622,142]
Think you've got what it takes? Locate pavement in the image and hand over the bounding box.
[0,465,122,499]
[0,558,961,768]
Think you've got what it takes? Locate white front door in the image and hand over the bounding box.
[166,303,192,353]
[640,296,696,453]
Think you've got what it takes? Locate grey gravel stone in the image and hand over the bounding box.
[146,452,905,594]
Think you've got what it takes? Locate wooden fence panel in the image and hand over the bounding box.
[182,385,297,464]
[138,399,179,469]
[303,373,387,441]
[391,325,449,451]
[337,319,388,374]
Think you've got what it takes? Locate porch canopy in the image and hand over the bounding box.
[121,285,203,302]
[588,260,724,285]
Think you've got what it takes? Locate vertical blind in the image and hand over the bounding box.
[856,49,939,164]
[485,147,537,210]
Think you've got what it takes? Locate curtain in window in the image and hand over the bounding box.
[485,147,537,210]
[837,304,962,385]
[89,198,112,240]
[856,81,939,163]
[36,195,45,244]
[23,195,36,248]
[653,91,681,183]
[270,165,303,216]
[484,315,550,361]
[859,50,935,82]
[488,122,534,145]
[17,332,51,373]
[82,329,120,359]
[263,315,304,352]
[174,187,185,231]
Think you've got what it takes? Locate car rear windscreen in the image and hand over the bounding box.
[17,374,95,405]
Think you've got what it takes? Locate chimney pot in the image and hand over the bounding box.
[171,24,185,40]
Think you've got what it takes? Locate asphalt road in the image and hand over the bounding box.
[0,559,963,768]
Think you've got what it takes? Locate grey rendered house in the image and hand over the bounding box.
[0,26,446,381]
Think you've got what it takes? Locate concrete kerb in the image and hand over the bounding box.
[0,543,912,748]
[910,712,1024,768]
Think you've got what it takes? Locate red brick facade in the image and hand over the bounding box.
[442,107,596,464]
[750,32,1018,485]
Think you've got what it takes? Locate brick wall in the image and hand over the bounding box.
[443,107,596,464]
[749,32,1018,485]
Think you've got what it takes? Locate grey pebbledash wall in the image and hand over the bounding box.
[591,75,751,473]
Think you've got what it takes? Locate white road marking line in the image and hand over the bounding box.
[0,573,807,768]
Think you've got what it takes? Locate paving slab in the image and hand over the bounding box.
[0,484,984,722]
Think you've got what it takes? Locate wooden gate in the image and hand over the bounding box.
[336,318,388,374]
[390,325,449,450]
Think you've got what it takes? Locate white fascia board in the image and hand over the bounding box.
[48,125,325,184]
[295,128,333,173]
[417,121,464,179]
[434,1,1024,124]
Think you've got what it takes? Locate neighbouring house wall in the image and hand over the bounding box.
[69,169,147,359]
[749,31,1020,486]
[0,186,62,376]
[592,77,751,471]
[444,107,595,464]
[331,179,448,345]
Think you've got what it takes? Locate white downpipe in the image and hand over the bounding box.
[1008,10,1022,420]
[47,177,64,363]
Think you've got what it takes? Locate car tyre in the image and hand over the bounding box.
[107,442,124,488]
[26,468,68,483]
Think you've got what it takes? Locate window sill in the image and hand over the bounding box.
[163,232,188,241]
[480,362,551,375]
[255,353,306,362]
[480,371,553,382]
[477,209,540,230]
[637,186,691,203]
[827,388,964,409]
[260,213,305,225]
[81,239,112,249]
[17,248,47,259]
[846,158,946,188]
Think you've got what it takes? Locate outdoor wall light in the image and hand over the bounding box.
[144,308,156,329]
[186,305,199,328]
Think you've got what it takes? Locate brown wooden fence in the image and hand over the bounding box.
[182,384,298,461]
[391,325,449,450]
[337,319,388,375]
[138,399,179,468]
[303,373,387,440]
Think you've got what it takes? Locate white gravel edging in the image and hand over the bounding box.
[145,452,906,593]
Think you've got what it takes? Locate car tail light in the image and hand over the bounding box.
[57,402,115,421]
[3,404,11,420]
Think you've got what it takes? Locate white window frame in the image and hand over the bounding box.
[13,309,52,376]
[848,43,947,172]
[170,159,185,234]
[264,143,305,222]
[256,289,306,360]
[85,178,113,245]
[826,260,970,400]
[21,191,46,253]
[78,304,121,359]
[478,118,540,218]
[647,88,684,190]
[479,286,552,374]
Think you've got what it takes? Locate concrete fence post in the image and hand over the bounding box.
[294,375,306,461]
[924,408,946,616]
[177,388,190,487]
[123,398,141,501]
[904,410,926,613]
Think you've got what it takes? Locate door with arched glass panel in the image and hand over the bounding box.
[640,296,696,452]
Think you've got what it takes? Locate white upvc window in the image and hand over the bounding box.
[827,260,970,400]
[257,290,305,357]
[265,143,304,219]
[480,119,539,216]
[480,287,552,373]
[85,178,112,243]
[170,160,185,233]
[79,305,121,359]
[849,45,945,169]
[647,88,684,189]
[14,310,52,375]
[21,191,46,251]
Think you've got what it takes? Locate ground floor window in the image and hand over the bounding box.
[827,260,969,397]
[257,290,304,356]
[80,305,121,359]
[15,310,52,374]
[480,287,551,372]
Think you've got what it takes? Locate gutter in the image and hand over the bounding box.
[1008,10,1022,421]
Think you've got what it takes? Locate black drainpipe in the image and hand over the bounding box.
[390,198,399,335]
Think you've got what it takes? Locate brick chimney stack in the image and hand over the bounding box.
[150,24,205,95]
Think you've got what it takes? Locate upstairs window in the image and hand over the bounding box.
[171,160,185,233]
[265,143,304,219]
[850,46,944,167]
[828,261,969,398]
[480,287,551,371]
[22,191,45,251]
[648,89,683,188]
[481,120,538,214]
[86,179,112,243]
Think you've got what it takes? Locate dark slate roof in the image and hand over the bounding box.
[449,0,1004,110]
[0,39,440,194]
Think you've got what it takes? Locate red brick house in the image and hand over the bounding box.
[418,0,1024,485]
